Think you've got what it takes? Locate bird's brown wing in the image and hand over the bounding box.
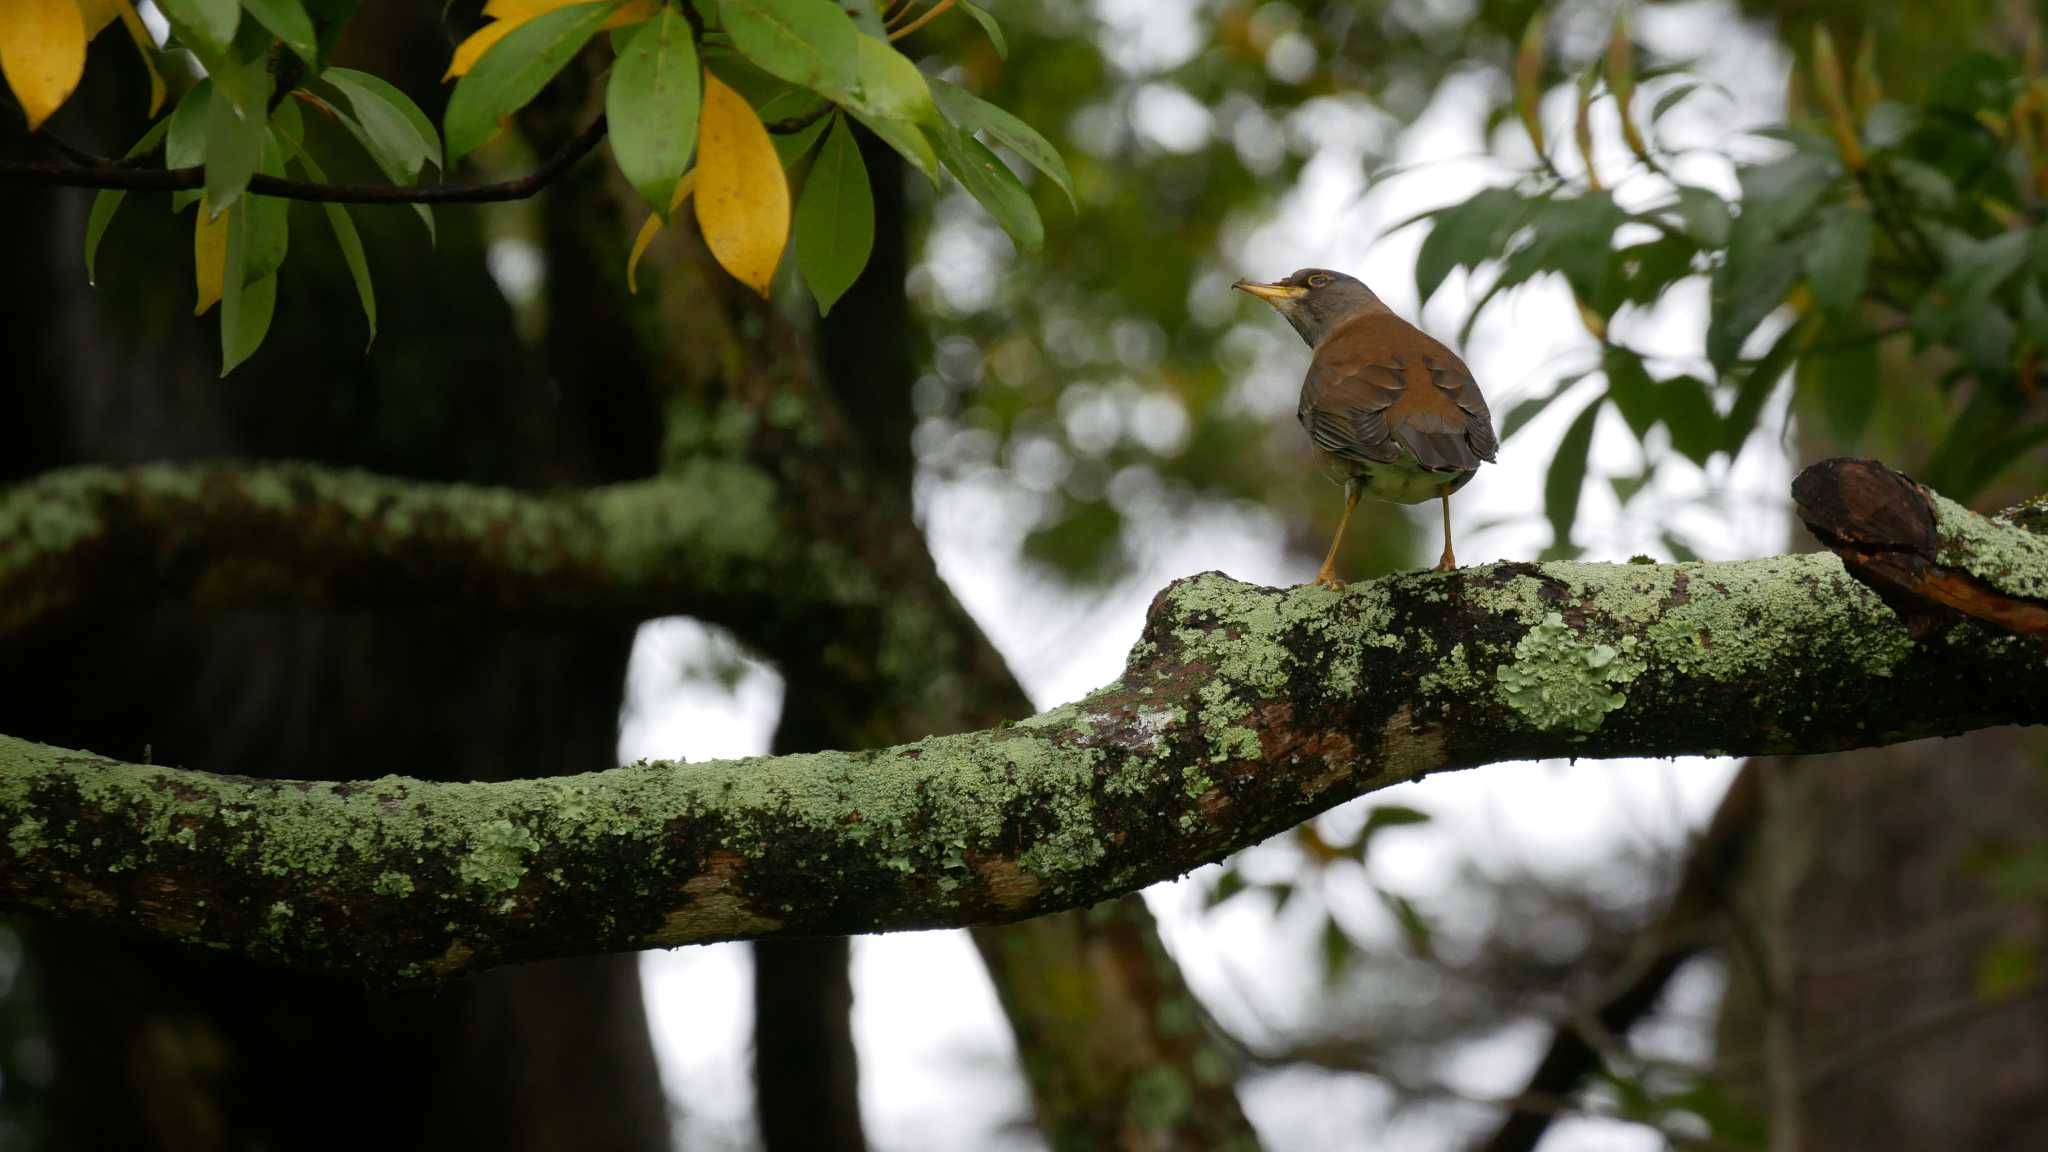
[1298,314,1497,472]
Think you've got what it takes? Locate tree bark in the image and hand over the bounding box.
[6,520,2043,981]
[0,15,670,1151]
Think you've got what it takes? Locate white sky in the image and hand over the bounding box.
[622,4,1796,1149]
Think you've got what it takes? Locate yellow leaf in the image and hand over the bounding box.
[194,200,228,316]
[113,0,164,116]
[627,167,697,295]
[0,0,88,132]
[695,74,789,297]
[451,0,654,78]
[446,19,518,80]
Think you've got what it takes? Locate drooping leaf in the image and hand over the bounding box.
[835,34,936,125]
[770,110,830,167]
[296,148,376,348]
[1708,224,1802,370]
[156,0,239,52]
[217,184,274,374]
[1414,186,1525,306]
[1801,330,1879,447]
[444,2,610,163]
[607,7,701,213]
[1544,395,1603,555]
[794,114,874,315]
[928,75,1073,207]
[0,0,87,131]
[958,1,1005,58]
[202,59,273,216]
[193,200,229,315]
[1602,346,1658,438]
[1804,203,1872,318]
[847,107,937,181]
[84,115,173,285]
[1660,375,1722,466]
[242,131,291,284]
[323,68,443,172]
[933,123,1042,253]
[167,81,214,213]
[1671,186,1730,246]
[270,95,306,153]
[110,0,166,116]
[1722,315,1810,457]
[1358,804,1431,846]
[695,72,791,295]
[241,0,319,65]
[627,167,697,293]
[716,0,858,96]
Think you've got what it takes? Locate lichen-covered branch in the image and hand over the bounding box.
[3,549,2042,985]
[0,460,795,638]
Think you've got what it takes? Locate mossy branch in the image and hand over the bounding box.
[4,520,2044,985]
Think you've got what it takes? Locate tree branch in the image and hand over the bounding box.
[3,530,2044,984]
[0,460,821,639]
[0,116,608,204]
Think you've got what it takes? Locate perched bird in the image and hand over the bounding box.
[1235,268,1497,586]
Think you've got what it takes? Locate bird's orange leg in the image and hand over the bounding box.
[1313,480,1362,589]
[1434,486,1456,572]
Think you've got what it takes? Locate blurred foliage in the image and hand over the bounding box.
[1413,13,2048,552]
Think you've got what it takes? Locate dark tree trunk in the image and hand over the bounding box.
[0,14,669,1151]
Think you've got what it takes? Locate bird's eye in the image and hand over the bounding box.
[1307,274,1330,288]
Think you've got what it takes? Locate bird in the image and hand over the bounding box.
[1234,268,1497,587]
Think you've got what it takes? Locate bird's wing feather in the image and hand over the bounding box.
[1298,314,1497,473]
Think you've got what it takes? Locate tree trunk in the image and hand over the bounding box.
[0,20,668,1151]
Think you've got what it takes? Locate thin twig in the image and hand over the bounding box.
[889,0,955,40]
[0,115,609,204]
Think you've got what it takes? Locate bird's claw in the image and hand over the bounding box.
[1310,571,1346,591]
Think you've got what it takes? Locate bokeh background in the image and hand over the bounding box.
[4,0,2047,1150]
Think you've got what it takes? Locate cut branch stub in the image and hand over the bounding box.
[1794,457,2048,638]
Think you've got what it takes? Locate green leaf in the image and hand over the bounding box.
[1358,804,1430,846]
[839,0,886,37]
[1708,228,1800,370]
[1502,192,1623,305]
[836,34,936,125]
[2023,280,2048,351]
[241,0,319,65]
[1672,186,1730,247]
[1648,81,1701,125]
[1722,315,1810,456]
[296,149,376,349]
[271,97,306,154]
[323,67,443,171]
[932,123,1041,253]
[1803,331,1878,447]
[608,7,701,213]
[958,0,1006,58]
[1414,186,1525,305]
[928,76,1074,208]
[717,0,859,96]
[1804,204,1872,318]
[1660,375,1722,466]
[1205,867,1246,908]
[771,112,830,167]
[202,59,273,216]
[1607,231,1699,310]
[849,107,937,182]
[242,130,291,283]
[1885,155,1956,210]
[795,114,874,315]
[444,2,611,164]
[1602,346,1658,438]
[167,80,214,213]
[1381,890,1435,960]
[1544,395,1602,555]
[219,204,277,376]
[84,117,173,286]
[1319,915,1352,986]
[157,0,239,51]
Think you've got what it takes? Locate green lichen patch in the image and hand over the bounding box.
[374,871,416,898]
[459,820,538,895]
[1496,612,1644,734]
[1935,492,2048,601]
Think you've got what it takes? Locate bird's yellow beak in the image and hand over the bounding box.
[1232,279,1306,303]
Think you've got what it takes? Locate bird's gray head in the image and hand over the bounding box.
[1232,268,1388,345]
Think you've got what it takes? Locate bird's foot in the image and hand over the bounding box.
[1433,549,1456,573]
[1309,568,1346,590]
